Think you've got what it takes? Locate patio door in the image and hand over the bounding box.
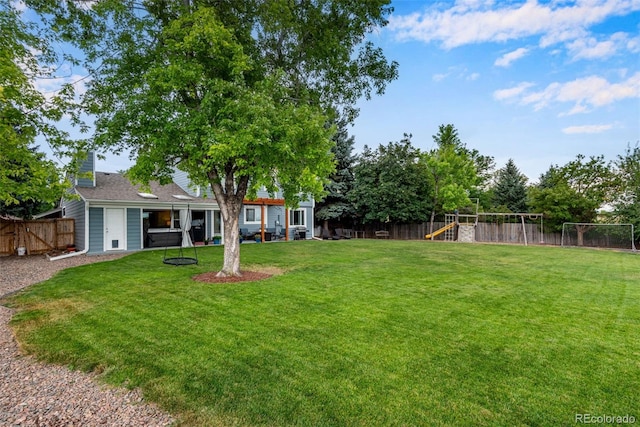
[105,208,125,251]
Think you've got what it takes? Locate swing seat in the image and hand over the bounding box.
[161,204,198,265]
[163,257,198,266]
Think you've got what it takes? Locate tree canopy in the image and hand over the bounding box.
[33,0,398,275]
[315,120,357,229]
[0,1,83,218]
[492,159,528,213]
[529,154,616,244]
[613,143,640,242]
[424,124,478,234]
[350,135,432,225]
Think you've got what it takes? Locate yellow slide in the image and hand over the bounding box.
[425,222,457,239]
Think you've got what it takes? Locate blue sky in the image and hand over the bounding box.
[350,0,640,182]
[28,0,639,183]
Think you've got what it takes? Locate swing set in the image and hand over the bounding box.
[163,204,198,265]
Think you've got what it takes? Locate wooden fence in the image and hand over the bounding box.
[357,222,562,245]
[474,222,561,245]
[0,218,75,256]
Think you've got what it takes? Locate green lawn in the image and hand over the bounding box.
[5,241,640,426]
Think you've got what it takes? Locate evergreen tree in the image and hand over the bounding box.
[315,120,356,233]
[492,159,528,212]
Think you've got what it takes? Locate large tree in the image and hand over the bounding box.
[613,143,640,244]
[492,158,528,213]
[315,119,356,234]
[529,154,615,245]
[0,146,61,218]
[0,1,81,217]
[350,135,432,225]
[424,124,478,236]
[36,0,398,276]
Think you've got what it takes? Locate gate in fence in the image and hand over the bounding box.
[0,217,75,256]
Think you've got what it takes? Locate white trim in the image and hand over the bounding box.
[85,203,90,252]
[80,200,217,210]
[243,205,265,225]
[288,208,306,227]
[104,207,126,251]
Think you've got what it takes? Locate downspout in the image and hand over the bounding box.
[85,201,90,252]
[49,195,91,261]
[47,247,88,261]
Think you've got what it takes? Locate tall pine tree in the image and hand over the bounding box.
[315,120,356,235]
[492,159,528,212]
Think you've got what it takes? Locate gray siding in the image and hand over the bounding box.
[171,170,317,238]
[172,170,215,197]
[88,207,104,253]
[127,208,142,250]
[267,205,286,230]
[63,198,86,250]
[76,152,95,188]
[171,170,193,195]
[286,205,314,239]
[256,187,283,199]
[238,204,314,239]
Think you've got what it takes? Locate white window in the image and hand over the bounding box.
[172,210,181,229]
[244,206,264,224]
[289,209,306,227]
[146,210,176,229]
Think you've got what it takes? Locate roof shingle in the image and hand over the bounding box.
[75,172,215,205]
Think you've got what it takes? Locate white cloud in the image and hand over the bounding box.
[627,34,640,52]
[433,73,449,82]
[567,32,634,60]
[563,104,590,115]
[432,66,479,82]
[34,74,89,102]
[495,72,640,113]
[494,47,530,67]
[10,0,27,12]
[389,0,640,51]
[562,124,613,134]
[493,82,535,100]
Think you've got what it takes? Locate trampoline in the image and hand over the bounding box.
[162,204,198,266]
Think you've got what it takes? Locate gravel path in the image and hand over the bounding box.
[0,253,176,426]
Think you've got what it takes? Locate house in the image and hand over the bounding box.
[176,171,315,242]
[62,153,314,254]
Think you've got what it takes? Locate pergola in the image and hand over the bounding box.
[243,198,290,241]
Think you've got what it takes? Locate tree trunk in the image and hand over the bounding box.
[219,210,241,277]
[429,210,436,240]
[428,182,439,239]
[575,224,592,247]
[209,170,249,278]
